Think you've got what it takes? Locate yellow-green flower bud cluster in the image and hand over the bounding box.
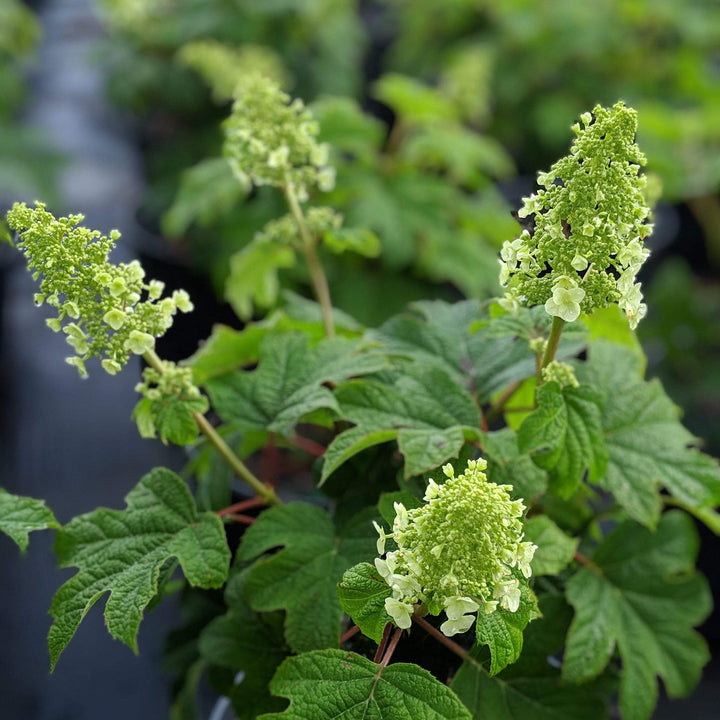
[541,361,579,389]
[499,103,652,329]
[256,206,342,249]
[7,202,193,377]
[374,460,536,636]
[223,74,335,200]
[135,360,206,410]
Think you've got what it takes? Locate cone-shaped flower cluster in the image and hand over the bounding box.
[374,459,536,636]
[7,202,193,377]
[499,102,652,329]
[223,74,335,200]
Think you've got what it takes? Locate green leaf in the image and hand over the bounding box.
[320,426,399,484]
[374,301,585,403]
[452,595,608,720]
[199,570,288,719]
[322,226,381,257]
[207,333,387,436]
[563,511,711,720]
[482,429,548,501]
[474,576,539,676]
[49,468,230,669]
[224,239,296,320]
[323,363,480,482]
[153,394,208,446]
[0,488,59,551]
[518,382,607,498]
[261,649,472,719]
[162,157,247,237]
[337,562,392,643]
[581,306,645,366]
[187,324,268,385]
[523,516,578,576]
[578,341,720,528]
[236,503,377,653]
[377,491,423,526]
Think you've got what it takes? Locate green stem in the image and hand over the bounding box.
[540,316,566,373]
[143,350,282,506]
[283,175,335,337]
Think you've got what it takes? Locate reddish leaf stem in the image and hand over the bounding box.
[216,496,265,517]
[380,627,404,667]
[373,623,392,663]
[340,625,360,644]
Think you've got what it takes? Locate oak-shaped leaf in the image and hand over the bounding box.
[563,511,711,720]
[0,488,59,551]
[48,468,231,669]
[321,363,481,483]
[259,649,472,720]
[206,332,387,437]
[451,595,608,720]
[518,381,607,498]
[578,340,720,528]
[236,503,377,653]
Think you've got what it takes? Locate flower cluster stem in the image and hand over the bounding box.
[283,175,335,337]
[143,350,282,507]
[541,317,566,372]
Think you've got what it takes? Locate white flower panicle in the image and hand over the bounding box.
[6,202,193,377]
[498,102,653,329]
[373,459,536,636]
[223,73,335,200]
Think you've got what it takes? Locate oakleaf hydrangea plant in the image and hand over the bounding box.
[2,86,718,720]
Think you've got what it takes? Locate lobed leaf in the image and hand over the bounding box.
[260,649,472,719]
[452,595,608,720]
[207,332,387,436]
[322,363,480,483]
[563,511,711,720]
[578,340,720,528]
[48,468,230,669]
[236,503,377,653]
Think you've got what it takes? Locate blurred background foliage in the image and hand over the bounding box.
[2,0,718,455]
[0,0,61,204]
[89,0,720,457]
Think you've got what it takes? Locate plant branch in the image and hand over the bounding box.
[283,174,335,337]
[412,616,485,672]
[143,350,282,507]
[226,513,255,525]
[373,623,392,663]
[288,434,326,457]
[216,497,265,517]
[486,380,522,424]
